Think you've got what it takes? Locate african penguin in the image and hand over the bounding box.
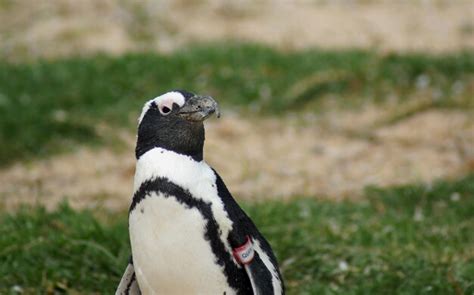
[116,90,284,294]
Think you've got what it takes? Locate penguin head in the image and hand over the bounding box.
[135,90,220,161]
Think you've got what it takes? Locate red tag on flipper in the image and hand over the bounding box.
[233,236,255,265]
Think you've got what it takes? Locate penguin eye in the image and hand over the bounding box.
[160,106,171,115]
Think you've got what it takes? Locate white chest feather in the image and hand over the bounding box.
[134,148,233,242]
[130,148,237,294]
[129,193,234,294]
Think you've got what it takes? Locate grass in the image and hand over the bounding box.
[1,174,473,294]
[0,44,473,166]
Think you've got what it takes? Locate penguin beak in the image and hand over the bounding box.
[178,95,220,122]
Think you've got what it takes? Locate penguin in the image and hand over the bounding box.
[116,90,284,295]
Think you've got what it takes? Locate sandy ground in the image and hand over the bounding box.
[1,0,473,60]
[1,108,472,210]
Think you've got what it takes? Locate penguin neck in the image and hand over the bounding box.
[135,123,205,162]
[136,142,203,162]
[133,147,210,194]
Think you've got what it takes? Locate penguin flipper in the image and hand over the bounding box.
[116,258,141,295]
[245,252,277,295]
[214,169,284,293]
[230,234,276,295]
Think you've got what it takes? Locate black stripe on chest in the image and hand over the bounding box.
[130,177,253,295]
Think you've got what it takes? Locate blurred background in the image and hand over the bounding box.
[0,0,473,294]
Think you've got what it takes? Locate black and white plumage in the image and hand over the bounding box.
[116,90,284,294]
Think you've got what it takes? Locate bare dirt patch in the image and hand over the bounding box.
[1,109,472,210]
[1,0,473,60]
